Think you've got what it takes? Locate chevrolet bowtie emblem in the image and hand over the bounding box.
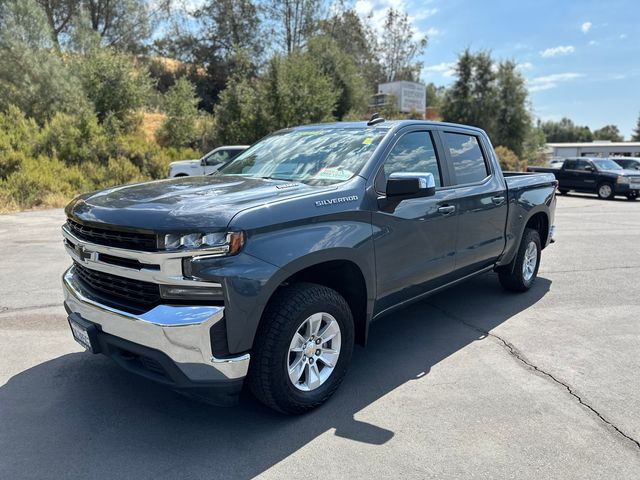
[74,244,92,262]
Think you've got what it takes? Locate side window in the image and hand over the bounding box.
[442,132,489,185]
[205,150,230,166]
[376,131,441,192]
[574,160,591,171]
[564,159,577,170]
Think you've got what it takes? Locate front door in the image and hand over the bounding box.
[371,129,458,314]
[564,159,598,190]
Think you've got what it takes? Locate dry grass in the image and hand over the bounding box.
[142,112,166,143]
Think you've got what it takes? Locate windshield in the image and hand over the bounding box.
[592,159,623,170]
[219,127,387,185]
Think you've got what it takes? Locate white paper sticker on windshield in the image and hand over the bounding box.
[315,167,353,181]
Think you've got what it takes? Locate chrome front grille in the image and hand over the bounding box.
[73,262,161,313]
[66,219,157,251]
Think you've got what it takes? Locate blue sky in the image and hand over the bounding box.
[355,0,640,138]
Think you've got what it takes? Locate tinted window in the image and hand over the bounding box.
[564,159,577,169]
[443,133,488,185]
[377,131,441,191]
[574,159,592,171]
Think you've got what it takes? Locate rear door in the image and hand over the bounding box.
[437,129,508,277]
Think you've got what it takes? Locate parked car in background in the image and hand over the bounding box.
[528,157,640,200]
[611,157,640,171]
[548,158,565,168]
[169,145,249,177]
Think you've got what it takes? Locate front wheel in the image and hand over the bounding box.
[498,228,541,292]
[247,283,354,414]
[627,193,638,201]
[597,182,615,200]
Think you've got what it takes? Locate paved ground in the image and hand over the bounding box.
[0,194,639,479]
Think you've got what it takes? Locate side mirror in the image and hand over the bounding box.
[386,172,436,198]
[584,165,594,172]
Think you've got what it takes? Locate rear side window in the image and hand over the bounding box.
[377,131,441,191]
[442,132,489,185]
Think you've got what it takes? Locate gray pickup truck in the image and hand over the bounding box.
[62,119,557,413]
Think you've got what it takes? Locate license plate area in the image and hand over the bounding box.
[68,314,100,353]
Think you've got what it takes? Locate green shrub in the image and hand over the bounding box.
[495,145,526,171]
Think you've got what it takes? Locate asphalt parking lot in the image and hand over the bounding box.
[1,194,639,479]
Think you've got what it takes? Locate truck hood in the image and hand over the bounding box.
[169,159,200,167]
[66,175,320,232]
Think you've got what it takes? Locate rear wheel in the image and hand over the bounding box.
[498,228,541,292]
[597,182,614,200]
[558,189,569,195]
[248,283,354,414]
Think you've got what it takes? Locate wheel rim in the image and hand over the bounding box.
[599,184,612,198]
[522,241,538,283]
[287,312,341,392]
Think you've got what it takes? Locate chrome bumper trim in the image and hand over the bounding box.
[63,267,249,381]
[61,225,222,287]
[549,225,556,244]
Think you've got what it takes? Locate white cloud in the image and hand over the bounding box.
[589,40,598,46]
[517,62,534,71]
[581,21,592,34]
[619,33,628,39]
[540,45,575,58]
[528,73,583,92]
[425,27,441,38]
[423,62,455,77]
[355,0,437,38]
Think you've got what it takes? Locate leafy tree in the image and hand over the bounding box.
[632,113,640,141]
[193,0,264,61]
[522,124,547,166]
[158,77,200,148]
[378,8,427,82]
[0,0,88,120]
[441,50,498,137]
[425,82,445,111]
[36,0,77,47]
[264,0,322,54]
[593,124,623,142]
[307,36,367,120]
[212,52,267,145]
[76,48,151,131]
[494,60,530,156]
[261,52,337,129]
[318,8,382,93]
[541,118,593,143]
[494,145,525,171]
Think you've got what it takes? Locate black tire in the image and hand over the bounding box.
[558,189,569,195]
[247,282,354,414]
[498,228,541,292]
[597,182,615,200]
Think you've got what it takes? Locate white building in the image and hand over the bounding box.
[376,81,426,115]
[548,141,640,158]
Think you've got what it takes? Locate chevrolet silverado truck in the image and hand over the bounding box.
[528,157,640,200]
[62,119,557,414]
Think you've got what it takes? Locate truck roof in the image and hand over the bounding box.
[286,120,488,135]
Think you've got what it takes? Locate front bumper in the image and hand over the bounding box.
[63,267,250,387]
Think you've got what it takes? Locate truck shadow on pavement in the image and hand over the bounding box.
[1,273,551,479]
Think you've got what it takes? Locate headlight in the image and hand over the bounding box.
[617,176,630,184]
[158,231,245,256]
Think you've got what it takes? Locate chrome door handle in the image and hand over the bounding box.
[437,205,456,214]
[492,196,505,204]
